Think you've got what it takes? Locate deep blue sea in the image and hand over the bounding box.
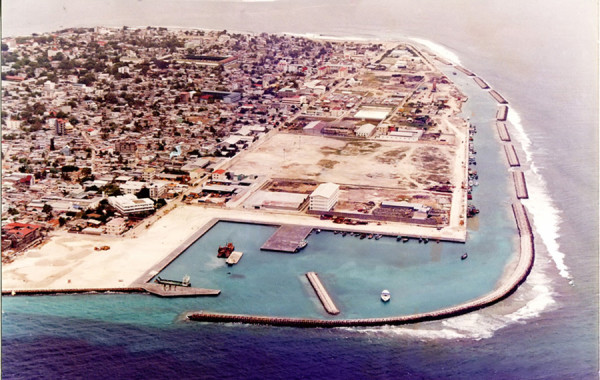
[2,1,598,379]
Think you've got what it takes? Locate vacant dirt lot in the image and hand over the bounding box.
[229,133,456,190]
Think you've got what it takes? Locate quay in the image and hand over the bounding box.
[490,89,508,104]
[455,66,475,76]
[305,272,340,315]
[496,105,508,121]
[496,122,511,141]
[142,283,220,297]
[504,145,521,167]
[261,225,313,253]
[187,204,535,328]
[473,77,490,89]
[512,171,529,199]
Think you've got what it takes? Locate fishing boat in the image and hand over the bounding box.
[315,229,321,234]
[295,240,308,252]
[461,253,468,260]
[381,289,391,302]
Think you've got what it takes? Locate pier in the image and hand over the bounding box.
[496,122,511,141]
[260,225,313,253]
[496,105,508,121]
[455,66,475,76]
[490,89,508,104]
[504,145,521,167]
[512,171,529,199]
[306,272,340,315]
[473,77,490,89]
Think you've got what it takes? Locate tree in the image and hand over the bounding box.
[42,204,53,214]
[135,187,150,199]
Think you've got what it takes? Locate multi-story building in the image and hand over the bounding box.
[108,194,154,214]
[309,182,340,212]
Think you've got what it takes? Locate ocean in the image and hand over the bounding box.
[2,1,598,378]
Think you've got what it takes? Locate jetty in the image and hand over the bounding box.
[455,66,475,76]
[496,105,508,121]
[496,122,511,141]
[490,89,508,104]
[512,171,529,199]
[260,225,312,253]
[504,145,521,167]
[473,77,490,89]
[305,272,340,315]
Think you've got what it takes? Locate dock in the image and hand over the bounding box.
[512,171,529,199]
[473,77,489,89]
[496,122,511,141]
[260,225,313,253]
[305,272,340,315]
[455,66,475,76]
[504,145,521,167]
[142,283,221,297]
[490,89,508,104]
[496,105,508,121]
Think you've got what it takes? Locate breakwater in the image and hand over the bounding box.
[306,272,340,315]
[2,287,145,296]
[490,90,508,104]
[513,171,529,199]
[496,122,511,141]
[473,77,490,89]
[505,145,521,167]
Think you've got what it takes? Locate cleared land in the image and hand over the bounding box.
[229,134,456,191]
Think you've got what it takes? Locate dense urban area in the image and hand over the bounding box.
[2,27,471,264]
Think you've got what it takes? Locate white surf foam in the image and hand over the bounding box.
[409,37,461,65]
[508,108,571,281]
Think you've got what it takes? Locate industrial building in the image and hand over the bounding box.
[244,191,308,211]
[309,182,340,212]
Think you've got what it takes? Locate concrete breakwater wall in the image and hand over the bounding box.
[2,287,145,296]
[187,203,535,328]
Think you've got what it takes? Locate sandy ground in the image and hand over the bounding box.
[2,205,467,291]
[228,133,456,190]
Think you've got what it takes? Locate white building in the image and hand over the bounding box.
[120,181,145,195]
[108,194,154,214]
[355,123,377,138]
[309,182,340,212]
[148,182,167,199]
[105,217,127,235]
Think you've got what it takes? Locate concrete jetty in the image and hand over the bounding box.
[455,66,475,76]
[261,225,313,253]
[490,89,508,104]
[496,122,511,141]
[306,272,340,315]
[512,171,529,199]
[496,105,508,121]
[2,287,145,296]
[473,77,490,89]
[504,145,521,167]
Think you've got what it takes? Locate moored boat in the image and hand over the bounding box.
[461,253,468,260]
[217,243,235,258]
[381,289,391,302]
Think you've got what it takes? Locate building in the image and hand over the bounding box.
[1,222,43,250]
[244,191,308,211]
[104,217,127,235]
[120,181,145,195]
[147,182,167,199]
[355,123,377,138]
[108,194,154,214]
[115,140,137,154]
[309,182,340,212]
[56,118,66,135]
[212,169,228,182]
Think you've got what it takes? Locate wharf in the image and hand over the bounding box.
[490,90,508,104]
[473,77,490,89]
[260,225,313,253]
[496,105,508,121]
[512,171,529,199]
[455,66,475,76]
[306,272,340,315]
[496,122,511,141]
[141,283,221,297]
[504,145,521,167]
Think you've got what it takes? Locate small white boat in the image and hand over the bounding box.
[381,289,391,302]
